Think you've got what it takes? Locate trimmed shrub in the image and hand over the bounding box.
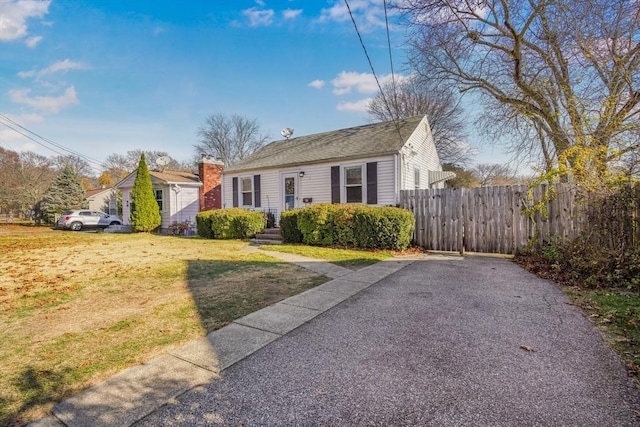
[196,210,215,238]
[333,204,358,246]
[352,206,414,250]
[199,208,264,239]
[280,210,303,243]
[288,204,414,250]
[297,203,338,245]
[230,209,265,239]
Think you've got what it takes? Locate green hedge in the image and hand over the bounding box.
[281,204,414,250]
[280,210,302,243]
[352,206,414,250]
[195,210,215,238]
[298,204,338,245]
[196,208,264,239]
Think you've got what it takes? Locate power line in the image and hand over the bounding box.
[383,0,398,118]
[343,0,404,141]
[0,113,106,172]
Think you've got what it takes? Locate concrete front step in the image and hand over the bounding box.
[252,228,283,244]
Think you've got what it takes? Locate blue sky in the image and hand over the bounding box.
[0,0,507,173]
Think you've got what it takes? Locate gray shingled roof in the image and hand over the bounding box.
[224,116,423,173]
[149,170,201,185]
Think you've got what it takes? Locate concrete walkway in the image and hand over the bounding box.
[31,249,419,427]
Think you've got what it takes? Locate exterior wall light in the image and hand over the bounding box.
[299,171,305,178]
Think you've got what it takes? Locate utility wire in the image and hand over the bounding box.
[343,0,404,143]
[383,0,398,121]
[0,113,106,171]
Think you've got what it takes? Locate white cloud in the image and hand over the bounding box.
[242,7,275,27]
[308,79,325,89]
[0,0,50,41]
[152,26,165,36]
[283,9,303,20]
[25,35,42,48]
[17,59,89,79]
[336,98,372,113]
[331,71,391,95]
[318,0,388,32]
[9,86,79,113]
[255,0,265,6]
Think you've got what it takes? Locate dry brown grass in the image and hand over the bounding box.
[0,227,327,425]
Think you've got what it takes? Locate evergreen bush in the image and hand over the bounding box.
[291,204,414,250]
[198,208,264,239]
[280,210,302,243]
[297,203,338,245]
[196,211,215,238]
[352,206,414,250]
[40,166,86,223]
[130,153,161,232]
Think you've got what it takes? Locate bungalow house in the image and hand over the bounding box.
[116,159,224,233]
[222,115,454,221]
[85,187,118,215]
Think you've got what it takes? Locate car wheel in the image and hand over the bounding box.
[70,221,82,231]
[109,221,120,226]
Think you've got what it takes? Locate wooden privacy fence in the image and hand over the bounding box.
[400,182,640,254]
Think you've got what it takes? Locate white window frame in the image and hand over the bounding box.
[343,164,364,204]
[414,168,420,190]
[240,176,253,207]
[154,189,165,212]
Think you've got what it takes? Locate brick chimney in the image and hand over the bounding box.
[198,157,224,211]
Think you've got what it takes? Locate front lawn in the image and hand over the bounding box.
[0,228,328,425]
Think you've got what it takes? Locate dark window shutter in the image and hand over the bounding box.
[232,177,238,207]
[367,162,377,204]
[331,166,340,204]
[253,175,261,208]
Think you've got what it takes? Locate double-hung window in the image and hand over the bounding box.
[155,189,164,211]
[344,166,363,203]
[414,168,420,190]
[241,177,253,206]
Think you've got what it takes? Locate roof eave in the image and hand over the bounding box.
[223,150,400,174]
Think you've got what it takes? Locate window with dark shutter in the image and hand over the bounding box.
[232,177,238,207]
[367,162,377,204]
[331,166,340,203]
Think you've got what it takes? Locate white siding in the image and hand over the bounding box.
[400,116,444,190]
[122,189,131,225]
[222,155,398,216]
[165,185,200,225]
[119,181,200,230]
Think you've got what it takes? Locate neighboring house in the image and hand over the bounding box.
[85,187,118,215]
[116,159,224,232]
[222,115,454,222]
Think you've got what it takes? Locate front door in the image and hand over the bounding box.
[283,174,297,211]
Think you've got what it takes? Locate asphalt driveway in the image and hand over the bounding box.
[135,255,640,426]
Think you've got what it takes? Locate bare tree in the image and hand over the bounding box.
[472,163,518,187]
[53,155,94,177]
[368,76,475,165]
[0,148,56,216]
[195,113,270,166]
[397,0,640,180]
[101,150,188,188]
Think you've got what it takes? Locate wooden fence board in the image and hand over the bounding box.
[400,182,638,255]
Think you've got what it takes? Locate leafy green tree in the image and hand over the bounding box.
[130,153,161,232]
[40,165,86,223]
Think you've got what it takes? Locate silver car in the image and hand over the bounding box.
[56,210,123,231]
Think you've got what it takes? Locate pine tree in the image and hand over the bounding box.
[130,153,161,232]
[40,165,86,223]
